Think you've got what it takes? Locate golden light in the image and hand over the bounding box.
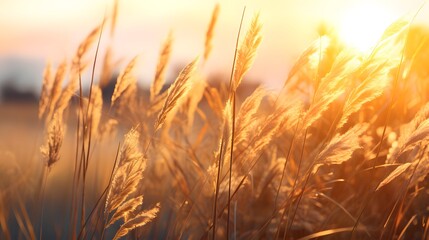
[338,3,395,53]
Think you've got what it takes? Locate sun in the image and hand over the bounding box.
[338,3,395,53]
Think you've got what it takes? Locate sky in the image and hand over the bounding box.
[0,0,428,93]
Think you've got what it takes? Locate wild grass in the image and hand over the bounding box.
[1,2,429,240]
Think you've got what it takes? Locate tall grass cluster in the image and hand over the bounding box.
[1,2,429,240]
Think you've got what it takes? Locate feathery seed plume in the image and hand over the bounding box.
[154,58,199,132]
[204,3,220,62]
[151,32,173,101]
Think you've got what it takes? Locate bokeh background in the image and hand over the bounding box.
[1,0,429,102]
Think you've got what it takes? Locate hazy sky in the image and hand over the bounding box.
[1,0,428,91]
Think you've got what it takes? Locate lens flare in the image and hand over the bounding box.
[339,3,395,53]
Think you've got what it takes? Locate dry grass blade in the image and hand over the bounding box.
[392,123,429,166]
[376,163,411,190]
[204,3,220,62]
[154,58,199,132]
[88,86,103,138]
[40,112,64,168]
[151,32,173,101]
[398,214,418,240]
[232,13,262,91]
[13,197,35,240]
[297,227,356,240]
[38,63,53,119]
[0,198,11,240]
[407,155,429,187]
[113,203,160,240]
[313,124,368,172]
[379,151,429,190]
[111,56,138,107]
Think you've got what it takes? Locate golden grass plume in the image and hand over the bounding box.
[204,3,220,62]
[232,13,262,91]
[151,32,173,102]
[154,58,199,132]
[111,56,139,107]
[313,123,368,172]
[104,128,159,239]
[113,203,160,240]
[40,112,64,168]
[38,63,53,119]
